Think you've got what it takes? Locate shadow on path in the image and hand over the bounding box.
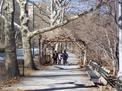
[25,83,97,91]
[2,52,99,91]
[24,73,88,78]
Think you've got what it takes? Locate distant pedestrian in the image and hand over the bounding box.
[58,52,63,65]
[52,51,58,64]
[62,50,68,65]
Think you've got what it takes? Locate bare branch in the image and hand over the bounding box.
[0,14,20,29]
[29,1,50,19]
[28,0,107,38]
[51,9,61,25]
[28,20,67,38]
[50,0,70,26]
[35,13,50,25]
[0,0,3,14]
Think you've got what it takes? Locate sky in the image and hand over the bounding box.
[29,0,108,14]
[29,0,97,13]
[67,0,97,14]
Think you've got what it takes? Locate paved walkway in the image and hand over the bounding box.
[2,53,99,91]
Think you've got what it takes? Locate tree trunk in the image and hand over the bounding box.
[43,43,47,64]
[22,36,36,69]
[18,0,36,69]
[83,49,86,66]
[118,0,122,77]
[39,39,43,64]
[22,36,30,66]
[3,0,19,77]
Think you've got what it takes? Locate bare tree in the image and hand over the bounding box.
[50,0,70,26]
[16,0,36,69]
[16,0,71,68]
[3,0,19,77]
[16,0,110,69]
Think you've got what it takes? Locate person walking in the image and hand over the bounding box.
[62,50,68,65]
[52,51,58,64]
[58,52,63,65]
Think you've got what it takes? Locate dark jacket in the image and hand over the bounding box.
[62,52,68,60]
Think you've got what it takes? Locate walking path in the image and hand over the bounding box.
[2,52,99,91]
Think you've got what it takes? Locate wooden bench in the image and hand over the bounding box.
[87,61,109,85]
[115,78,122,91]
[86,65,103,85]
[87,61,122,91]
